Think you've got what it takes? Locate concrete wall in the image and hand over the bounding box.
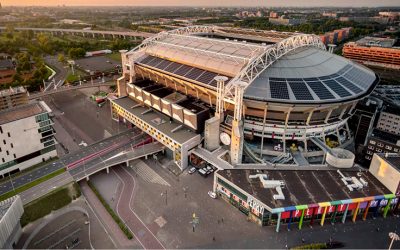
[369,154,400,194]
[0,196,24,248]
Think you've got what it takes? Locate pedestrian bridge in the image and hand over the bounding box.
[70,142,165,181]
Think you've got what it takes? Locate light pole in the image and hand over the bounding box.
[161,190,167,206]
[389,232,399,250]
[9,174,15,193]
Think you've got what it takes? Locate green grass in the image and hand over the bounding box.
[87,181,133,239]
[20,182,81,227]
[291,243,328,249]
[0,168,65,202]
[0,157,59,185]
[105,53,121,62]
[66,73,80,83]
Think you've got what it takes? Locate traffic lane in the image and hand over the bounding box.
[69,133,149,177]
[0,130,136,195]
[20,172,74,205]
[71,142,163,181]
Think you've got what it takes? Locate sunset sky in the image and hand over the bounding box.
[2,0,400,7]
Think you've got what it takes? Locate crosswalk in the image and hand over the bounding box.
[131,160,170,186]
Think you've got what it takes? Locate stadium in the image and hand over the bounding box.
[112,26,379,169]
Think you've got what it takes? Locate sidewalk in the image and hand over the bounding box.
[80,181,138,249]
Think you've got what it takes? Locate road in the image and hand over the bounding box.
[0,129,137,196]
[0,26,153,38]
[113,166,165,249]
[44,55,69,90]
[71,142,164,181]
[19,171,73,205]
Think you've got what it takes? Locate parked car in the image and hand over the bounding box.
[208,191,217,199]
[188,167,196,174]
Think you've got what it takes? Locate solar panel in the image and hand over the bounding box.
[323,80,352,98]
[138,55,155,64]
[154,60,172,70]
[270,81,290,99]
[288,81,314,100]
[164,62,182,73]
[185,68,205,80]
[269,77,286,81]
[146,57,163,68]
[335,77,362,94]
[174,65,193,76]
[306,81,335,100]
[197,71,218,85]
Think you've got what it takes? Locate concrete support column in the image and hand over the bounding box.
[145,155,148,159]
[260,105,268,157]
[298,209,305,230]
[276,212,281,233]
[342,204,349,223]
[287,210,293,231]
[306,109,314,126]
[331,205,338,224]
[383,198,392,218]
[374,199,382,218]
[320,207,328,226]
[126,161,129,166]
[363,201,371,220]
[106,167,109,174]
[86,176,89,181]
[352,202,360,222]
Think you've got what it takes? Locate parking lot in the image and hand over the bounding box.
[75,55,121,73]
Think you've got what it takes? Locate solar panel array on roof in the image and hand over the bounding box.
[323,80,352,98]
[137,54,231,88]
[306,81,335,100]
[336,77,363,94]
[344,67,374,89]
[288,81,314,100]
[270,81,290,99]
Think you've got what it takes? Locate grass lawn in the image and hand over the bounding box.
[106,52,121,62]
[20,182,81,227]
[0,168,65,202]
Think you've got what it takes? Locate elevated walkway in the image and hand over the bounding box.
[310,137,334,155]
[192,147,233,170]
[71,142,165,181]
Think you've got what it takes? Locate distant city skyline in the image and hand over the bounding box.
[3,0,400,7]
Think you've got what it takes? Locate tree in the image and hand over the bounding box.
[58,53,65,63]
[68,48,85,59]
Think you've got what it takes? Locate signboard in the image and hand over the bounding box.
[247,196,265,215]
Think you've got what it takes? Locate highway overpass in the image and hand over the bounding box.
[0,27,153,40]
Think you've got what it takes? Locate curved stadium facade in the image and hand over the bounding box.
[113,26,379,168]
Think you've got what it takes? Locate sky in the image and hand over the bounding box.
[2,0,400,7]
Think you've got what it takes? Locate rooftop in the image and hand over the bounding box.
[245,47,378,104]
[112,97,200,144]
[355,37,397,48]
[0,86,27,98]
[378,153,400,172]
[0,59,14,70]
[218,169,392,212]
[0,101,46,125]
[371,128,400,145]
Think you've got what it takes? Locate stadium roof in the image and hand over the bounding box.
[245,47,378,104]
[128,26,378,104]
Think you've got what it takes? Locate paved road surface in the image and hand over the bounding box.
[19,171,74,205]
[113,166,165,249]
[0,129,136,196]
[71,142,164,181]
[79,181,137,249]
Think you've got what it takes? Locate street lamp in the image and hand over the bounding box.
[161,190,168,206]
[389,232,399,250]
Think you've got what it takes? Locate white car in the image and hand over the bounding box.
[208,191,217,199]
[188,167,196,174]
